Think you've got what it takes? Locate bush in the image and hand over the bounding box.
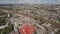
[0,12,13,34]
[0,23,14,34]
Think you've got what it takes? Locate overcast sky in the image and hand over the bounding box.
[0,0,60,4]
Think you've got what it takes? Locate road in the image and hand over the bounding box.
[9,10,60,29]
[16,13,60,29]
[16,14,46,30]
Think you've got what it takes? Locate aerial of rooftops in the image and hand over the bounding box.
[0,0,60,34]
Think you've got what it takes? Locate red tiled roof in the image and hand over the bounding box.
[19,24,35,34]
